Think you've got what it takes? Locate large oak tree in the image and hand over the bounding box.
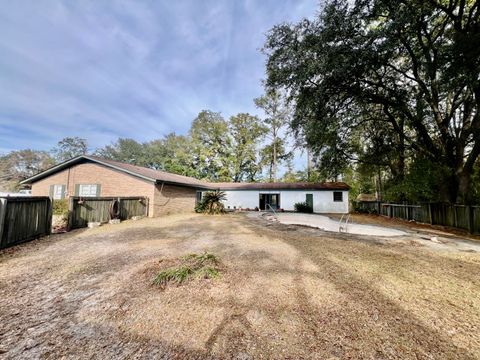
[264,0,480,203]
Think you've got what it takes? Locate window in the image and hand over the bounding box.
[333,191,343,202]
[196,191,203,203]
[78,184,98,197]
[52,184,65,200]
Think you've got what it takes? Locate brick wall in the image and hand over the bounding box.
[31,162,156,216]
[152,183,197,215]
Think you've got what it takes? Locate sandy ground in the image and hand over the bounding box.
[0,213,479,359]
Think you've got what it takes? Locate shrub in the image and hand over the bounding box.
[294,201,313,213]
[153,251,221,288]
[195,190,226,215]
[53,199,69,216]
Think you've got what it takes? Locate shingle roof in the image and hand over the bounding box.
[21,155,349,191]
[20,155,211,188]
[209,182,350,191]
[86,156,210,188]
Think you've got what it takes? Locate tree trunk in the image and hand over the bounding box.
[456,170,472,204]
[272,138,277,182]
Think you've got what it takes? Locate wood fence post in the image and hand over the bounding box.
[0,198,7,247]
[46,198,53,235]
[454,205,458,228]
[377,201,381,214]
[389,205,392,218]
[428,203,433,224]
[67,197,74,232]
[468,205,474,234]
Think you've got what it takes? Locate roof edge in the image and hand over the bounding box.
[20,155,157,185]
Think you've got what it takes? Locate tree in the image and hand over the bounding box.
[190,110,233,181]
[229,113,267,182]
[147,133,198,177]
[51,137,88,162]
[95,138,147,165]
[254,90,292,181]
[259,138,292,182]
[0,150,54,191]
[264,0,480,203]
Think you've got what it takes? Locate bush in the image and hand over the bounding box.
[195,190,226,215]
[294,201,313,213]
[53,199,69,216]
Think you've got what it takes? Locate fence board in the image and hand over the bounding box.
[69,196,147,229]
[355,200,480,234]
[0,197,51,249]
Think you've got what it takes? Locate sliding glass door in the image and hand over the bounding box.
[259,193,280,210]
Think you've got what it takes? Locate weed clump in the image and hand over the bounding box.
[153,251,221,288]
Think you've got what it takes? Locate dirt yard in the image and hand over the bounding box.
[1,213,479,359]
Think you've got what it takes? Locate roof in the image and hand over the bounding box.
[20,155,350,191]
[20,155,211,189]
[209,182,350,191]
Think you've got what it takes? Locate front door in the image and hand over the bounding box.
[259,193,280,210]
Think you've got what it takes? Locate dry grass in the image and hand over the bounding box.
[0,212,479,359]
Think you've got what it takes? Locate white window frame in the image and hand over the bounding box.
[78,184,98,197]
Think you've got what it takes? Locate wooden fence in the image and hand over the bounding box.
[68,196,148,229]
[0,196,52,249]
[354,201,480,234]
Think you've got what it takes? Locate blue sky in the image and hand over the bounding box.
[0,1,318,165]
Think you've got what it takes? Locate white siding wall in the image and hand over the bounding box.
[221,190,349,213]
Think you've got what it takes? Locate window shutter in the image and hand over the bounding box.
[96,184,101,197]
[75,184,80,196]
[61,185,66,199]
[49,185,54,198]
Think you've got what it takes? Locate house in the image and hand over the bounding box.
[20,155,211,217]
[20,155,350,216]
[209,182,349,213]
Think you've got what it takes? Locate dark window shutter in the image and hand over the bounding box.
[49,185,54,198]
[96,184,101,197]
[75,184,80,196]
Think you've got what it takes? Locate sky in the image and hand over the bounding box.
[0,0,318,167]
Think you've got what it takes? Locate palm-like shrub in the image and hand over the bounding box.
[195,190,226,215]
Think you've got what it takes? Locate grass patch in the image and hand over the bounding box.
[153,251,221,288]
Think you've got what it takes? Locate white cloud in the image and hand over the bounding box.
[0,0,317,170]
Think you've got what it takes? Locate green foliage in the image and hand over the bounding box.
[264,0,480,203]
[153,252,220,288]
[383,158,451,203]
[91,108,287,184]
[190,110,232,181]
[229,113,268,182]
[195,190,226,215]
[153,266,194,287]
[254,90,292,181]
[53,199,69,216]
[51,137,88,162]
[95,138,147,165]
[0,150,54,191]
[294,202,313,213]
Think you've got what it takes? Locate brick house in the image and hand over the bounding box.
[21,155,211,217]
[21,155,350,216]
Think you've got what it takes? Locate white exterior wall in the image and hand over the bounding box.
[221,189,349,214]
